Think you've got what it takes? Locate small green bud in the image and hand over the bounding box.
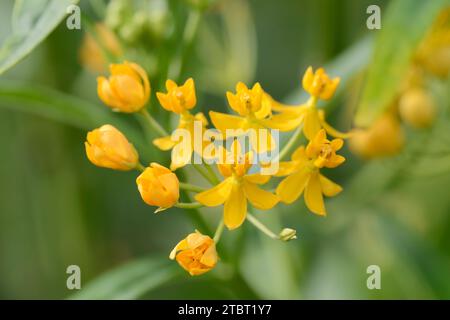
[279,228,297,242]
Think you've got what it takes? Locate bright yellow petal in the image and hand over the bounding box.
[318,110,353,139]
[194,178,233,207]
[304,171,326,216]
[319,174,342,197]
[170,140,192,171]
[224,183,247,230]
[276,168,311,204]
[261,112,304,132]
[273,161,298,177]
[209,111,246,133]
[244,173,271,184]
[303,107,322,141]
[153,136,176,151]
[243,181,278,210]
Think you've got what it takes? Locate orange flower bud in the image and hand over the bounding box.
[302,66,340,100]
[85,124,139,170]
[399,88,436,128]
[136,163,180,209]
[169,231,218,276]
[97,61,150,113]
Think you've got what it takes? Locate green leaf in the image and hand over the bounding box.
[355,0,449,127]
[0,80,150,158]
[69,256,181,300]
[0,0,78,75]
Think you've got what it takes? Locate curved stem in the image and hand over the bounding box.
[136,162,145,172]
[277,125,303,161]
[246,213,279,240]
[141,108,169,137]
[179,182,206,193]
[204,162,220,185]
[192,164,217,185]
[175,202,203,209]
[213,219,225,243]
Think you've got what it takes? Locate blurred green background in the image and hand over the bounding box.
[0,0,449,299]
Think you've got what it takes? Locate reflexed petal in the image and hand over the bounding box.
[304,171,326,215]
[324,154,345,168]
[244,173,271,184]
[153,136,176,151]
[200,244,218,267]
[273,161,298,177]
[169,238,188,259]
[243,181,278,210]
[303,107,322,140]
[276,168,311,204]
[318,110,353,139]
[195,178,233,206]
[319,174,342,197]
[209,111,246,133]
[224,183,247,229]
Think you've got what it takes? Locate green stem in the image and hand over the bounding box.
[141,109,169,137]
[213,219,225,243]
[277,125,303,161]
[136,162,145,171]
[204,162,220,184]
[193,164,217,185]
[179,182,206,193]
[246,213,279,240]
[175,202,203,209]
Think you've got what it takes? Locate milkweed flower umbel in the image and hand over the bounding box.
[136,163,180,210]
[170,231,218,276]
[85,124,139,170]
[195,141,278,229]
[276,129,344,215]
[97,61,150,113]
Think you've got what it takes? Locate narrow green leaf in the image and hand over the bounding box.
[0,0,79,74]
[70,256,181,300]
[355,0,449,127]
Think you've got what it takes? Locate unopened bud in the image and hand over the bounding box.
[279,228,297,241]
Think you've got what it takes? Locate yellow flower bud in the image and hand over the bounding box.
[136,163,180,209]
[226,82,263,116]
[85,124,139,170]
[156,78,196,114]
[399,88,436,128]
[349,113,405,159]
[169,231,218,276]
[97,61,150,113]
[279,228,297,241]
[302,66,340,100]
[79,23,123,74]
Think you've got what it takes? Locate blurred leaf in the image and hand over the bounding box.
[0,80,151,158]
[0,0,78,75]
[355,0,449,127]
[70,256,181,299]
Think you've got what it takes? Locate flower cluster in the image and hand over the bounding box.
[85,61,348,276]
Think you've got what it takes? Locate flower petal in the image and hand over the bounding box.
[244,173,271,184]
[195,178,233,207]
[224,183,247,230]
[276,168,311,204]
[319,174,342,197]
[153,136,176,151]
[304,171,326,215]
[303,107,322,141]
[243,181,278,210]
[209,111,246,133]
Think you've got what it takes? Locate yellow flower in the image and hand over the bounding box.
[156,78,196,114]
[302,66,340,100]
[399,88,436,128]
[136,163,180,209]
[85,124,139,170]
[79,23,123,74]
[97,61,150,113]
[195,140,278,230]
[349,112,404,159]
[209,82,281,153]
[169,231,218,276]
[153,78,210,170]
[265,67,351,141]
[276,129,345,215]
